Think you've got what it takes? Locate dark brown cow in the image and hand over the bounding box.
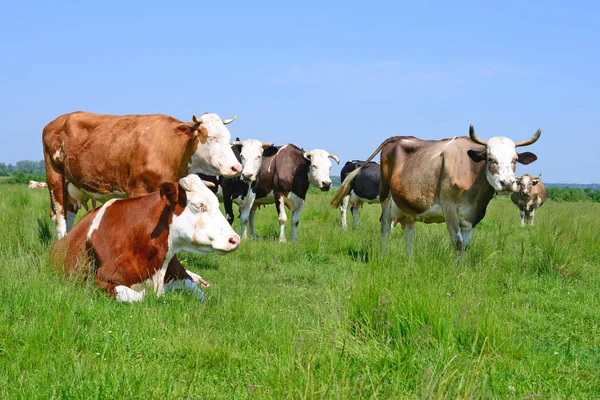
[245,144,339,242]
[331,125,541,256]
[511,174,546,226]
[43,111,242,238]
[54,175,240,302]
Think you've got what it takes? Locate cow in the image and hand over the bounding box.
[199,137,274,224]
[53,174,240,302]
[511,174,546,226]
[243,144,339,242]
[42,111,242,239]
[339,160,381,229]
[28,180,48,189]
[331,125,541,257]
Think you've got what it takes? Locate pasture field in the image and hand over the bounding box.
[1,184,599,398]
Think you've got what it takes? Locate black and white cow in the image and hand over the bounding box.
[339,160,381,229]
[199,138,273,225]
[242,144,339,242]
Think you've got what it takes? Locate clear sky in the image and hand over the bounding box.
[1,1,598,183]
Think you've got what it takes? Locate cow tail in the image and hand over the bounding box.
[330,136,403,208]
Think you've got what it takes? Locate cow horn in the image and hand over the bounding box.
[230,141,243,146]
[222,116,238,125]
[469,124,488,146]
[262,142,274,148]
[328,153,340,164]
[514,129,542,147]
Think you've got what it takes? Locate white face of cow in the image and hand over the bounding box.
[188,113,242,178]
[516,174,539,198]
[239,139,267,182]
[170,175,240,255]
[485,137,520,193]
[304,149,340,191]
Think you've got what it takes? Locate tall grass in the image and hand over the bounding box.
[0,186,599,398]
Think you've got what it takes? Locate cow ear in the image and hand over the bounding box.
[159,182,178,206]
[517,152,537,165]
[262,146,279,157]
[467,149,487,163]
[176,124,208,145]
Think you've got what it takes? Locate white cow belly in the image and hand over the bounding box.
[350,192,380,205]
[68,182,127,204]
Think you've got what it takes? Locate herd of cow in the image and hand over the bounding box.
[30,111,545,302]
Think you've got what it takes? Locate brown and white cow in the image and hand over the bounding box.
[331,125,541,256]
[54,174,240,302]
[511,174,546,226]
[245,144,339,242]
[42,111,242,238]
[28,180,48,189]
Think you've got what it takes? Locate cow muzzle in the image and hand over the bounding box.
[320,181,332,191]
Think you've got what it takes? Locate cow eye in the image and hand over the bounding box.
[209,136,218,143]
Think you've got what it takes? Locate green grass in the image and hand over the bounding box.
[1,185,599,398]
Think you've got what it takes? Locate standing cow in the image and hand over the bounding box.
[339,160,381,229]
[244,144,339,242]
[331,125,541,257]
[198,138,274,225]
[42,111,242,239]
[511,174,546,226]
[54,174,240,302]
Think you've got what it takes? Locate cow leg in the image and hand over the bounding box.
[289,193,304,242]
[340,195,349,229]
[401,221,415,259]
[239,189,256,239]
[46,167,68,238]
[442,205,463,254]
[114,286,146,303]
[66,204,78,232]
[249,203,258,240]
[163,257,205,301]
[351,202,361,229]
[528,210,535,226]
[275,193,287,243]
[380,196,393,253]
[520,210,526,227]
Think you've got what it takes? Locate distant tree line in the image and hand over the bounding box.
[0,160,46,184]
[546,186,600,203]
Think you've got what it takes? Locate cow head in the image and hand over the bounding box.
[303,149,340,191]
[467,125,540,193]
[187,113,243,178]
[516,174,541,198]
[162,174,240,255]
[230,139,274,182]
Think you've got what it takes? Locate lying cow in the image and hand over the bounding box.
[511,174,546,226]
[54,175,240,302]
[331,125,541,256]
[28,180,48,189]
[339,160,381,229]
[245,144,339,242]
[43,111,242,239]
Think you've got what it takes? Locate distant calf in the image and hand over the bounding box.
[339,160,380,229]
[511,174,546,226]
[28,180,48,189]
[54,175,240,302]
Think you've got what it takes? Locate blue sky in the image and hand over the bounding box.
[1,1,598,183]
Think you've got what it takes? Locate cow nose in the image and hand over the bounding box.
[228,235,240,250]
[500,180,513,190]
[229,163,242,176]
[242,172,253,181]
[321,182,331,191]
